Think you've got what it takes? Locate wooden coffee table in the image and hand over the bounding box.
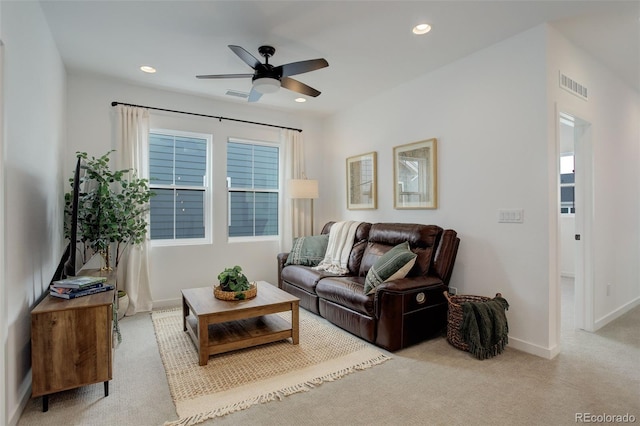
[182,281,300,366]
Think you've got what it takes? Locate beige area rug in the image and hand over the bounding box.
[152,308,391,426]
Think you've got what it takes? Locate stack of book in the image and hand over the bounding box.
[50,276,114,299]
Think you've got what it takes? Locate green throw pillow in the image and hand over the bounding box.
[285,234,329,267]
[364,241,417,295]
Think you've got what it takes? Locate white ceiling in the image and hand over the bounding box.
[39,1,639,116]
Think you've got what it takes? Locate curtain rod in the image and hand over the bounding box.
[110,101,302,133]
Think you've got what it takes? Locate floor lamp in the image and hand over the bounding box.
[288,178,319,235]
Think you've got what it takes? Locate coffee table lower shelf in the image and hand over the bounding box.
[185,313,295,359]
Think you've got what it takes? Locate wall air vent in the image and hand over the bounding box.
[559,72,588,101]
[225,89,249,99]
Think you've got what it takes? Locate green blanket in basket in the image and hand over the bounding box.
[461,296,509,360]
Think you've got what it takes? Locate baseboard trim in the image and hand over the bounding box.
[11,382,31,426]
[153,297,182,310]
[507,336,559,359]
[594,296,640,331]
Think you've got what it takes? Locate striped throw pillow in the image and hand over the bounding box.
[364,241,417,295]
[285,234,329,267]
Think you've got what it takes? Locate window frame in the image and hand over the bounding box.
[148,129,213,247]
[226,137,281,242]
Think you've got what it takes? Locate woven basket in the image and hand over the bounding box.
[214,282,257,301]
[444,291,501,352]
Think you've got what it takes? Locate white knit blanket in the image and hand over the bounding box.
[313,221,362,274]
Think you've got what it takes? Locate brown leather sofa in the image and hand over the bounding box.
[277,222,460,351]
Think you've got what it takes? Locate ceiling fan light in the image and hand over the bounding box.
[253,77,281,94]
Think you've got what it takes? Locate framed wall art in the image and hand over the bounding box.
[346,151,377,210]
[393,138,437,209]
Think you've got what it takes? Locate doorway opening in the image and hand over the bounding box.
[558,110,594,336]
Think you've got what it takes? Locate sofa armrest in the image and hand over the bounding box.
[277,253,289,289]
[376,275,444,293]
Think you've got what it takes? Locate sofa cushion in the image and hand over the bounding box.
[285,234,329,267]
[281,264,337,294]
[364,241,417,295]
[316,276,375,316]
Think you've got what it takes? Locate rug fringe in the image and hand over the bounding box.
[164,353,390,426]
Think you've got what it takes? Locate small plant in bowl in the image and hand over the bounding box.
[215,265,256,300]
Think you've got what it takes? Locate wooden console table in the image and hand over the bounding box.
[31,269,115,412]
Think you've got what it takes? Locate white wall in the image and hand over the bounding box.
[547,26,640,329]
[66,73,325,307]
[322,26,552,356]
[1,2,67,424]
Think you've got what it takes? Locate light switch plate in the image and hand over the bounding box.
[498,209,524,223]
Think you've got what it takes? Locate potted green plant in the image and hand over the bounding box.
[215,265,256,300]
[64,150,154,270]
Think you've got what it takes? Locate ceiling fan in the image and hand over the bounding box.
[197,45,329,102]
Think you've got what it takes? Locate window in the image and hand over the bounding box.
[149,131,211,243]
[560,153,575,214]
[227,139,279,238]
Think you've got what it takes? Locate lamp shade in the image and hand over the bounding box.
[288,179,319,199]
[253,77,281,94]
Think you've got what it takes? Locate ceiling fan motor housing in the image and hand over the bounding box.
[252,64,282,81]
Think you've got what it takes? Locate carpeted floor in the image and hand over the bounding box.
[18,279,640,426]
[152,308,389,425]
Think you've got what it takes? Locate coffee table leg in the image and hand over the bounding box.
[198,316,209,366]
[291,301,299,345]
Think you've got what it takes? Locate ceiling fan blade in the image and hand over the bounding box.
[281,77,321,97]
[248,86,263,102]
[196,73,253,79]
[276,58,328,78]
[229,45,262,70]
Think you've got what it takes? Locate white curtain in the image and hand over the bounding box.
[280,129,310,251]
[115,105,153,315]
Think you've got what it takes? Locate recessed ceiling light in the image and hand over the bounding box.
[294,97,306,103]
[140,65,156,73]
[412,23,432,35]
